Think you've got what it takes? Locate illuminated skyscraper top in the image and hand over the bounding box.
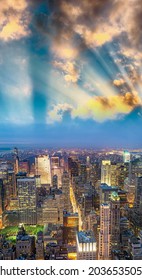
[123,151,131,163]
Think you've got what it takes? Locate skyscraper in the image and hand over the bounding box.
[101,160,111,185]
[35,155,51,186]
[123,150,131,163]
[14,147,19,174]
[110,192,120,249]
[98,203,111,260]
[17,177,38,224]
[135,176,142,209]
[63,212,79,245]
[61,171,72,212]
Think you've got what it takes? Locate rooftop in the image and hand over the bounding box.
[77,231,96,244]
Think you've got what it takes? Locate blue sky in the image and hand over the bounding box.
[0,0,142,147]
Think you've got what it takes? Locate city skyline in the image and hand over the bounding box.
[0,0,142,147]
[1,147,142,260]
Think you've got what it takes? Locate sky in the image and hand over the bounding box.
[0,0,142,148]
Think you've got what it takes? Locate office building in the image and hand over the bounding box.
[61,171,72,212]
[101,160,111,185]
[76,231,96,260]
[98,203,111,260]
[36,231,44,260]
[17,177,38,224]
[35,155,51,185]
[110,192,120,249]
[63,212,79,245]
[135,176,142,209]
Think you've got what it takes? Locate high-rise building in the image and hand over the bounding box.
[123,151,131,163]
[51,156,60,168]
[17,177,38,224]
[135,177,142,209]
[129,235,142,260]
[62,171,72,212]
[36,231,44,260]
[35,155,51,186]
[0,179,4,228]
[76,231,96,260]
[124,178,135,208]
[19,160,30,174]
[37,190,64,225]
[110,164,118,186]
[63,212,79,245]
[51,167,63,188]
[68,157,79,178]
[90,163,100,187]
[101,160,111,185]
[52,174,58,188]
[0,169,16,208]
[98,203,111,260]
[117,163,129,189]
[14,147,19,174]
[110,192,120,249]
[80,164,87,184]
[99,184,118,204]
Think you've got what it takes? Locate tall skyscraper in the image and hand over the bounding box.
[62,171,71,212]
[68,157,79,178]
[98,203,111,260]
[110,164,118,186]
[110,192,120,249]
[123,150,131,163]
[80,164,87,184]
[35,155,51,186]
[17,177,38,224]
[14,147,19,174]
[101,160,111,185]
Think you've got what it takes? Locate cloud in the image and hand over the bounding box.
[45,0,142,62]
[47,103,73,124]
[72,91,141,122]
[123,0,142,51]
[0,0,29,41]
[53,61,80,83]
[113,79,125,87]
[47,87,141,123]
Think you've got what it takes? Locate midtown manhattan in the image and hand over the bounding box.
[0,0,142,260]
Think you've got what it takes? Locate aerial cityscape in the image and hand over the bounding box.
[0,0,142,261]
[0,147,142,260]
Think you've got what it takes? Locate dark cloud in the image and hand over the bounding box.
[123,92,140,107]
[96,96,114,109]
[128,0,142,50]
[26,0,142,57]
